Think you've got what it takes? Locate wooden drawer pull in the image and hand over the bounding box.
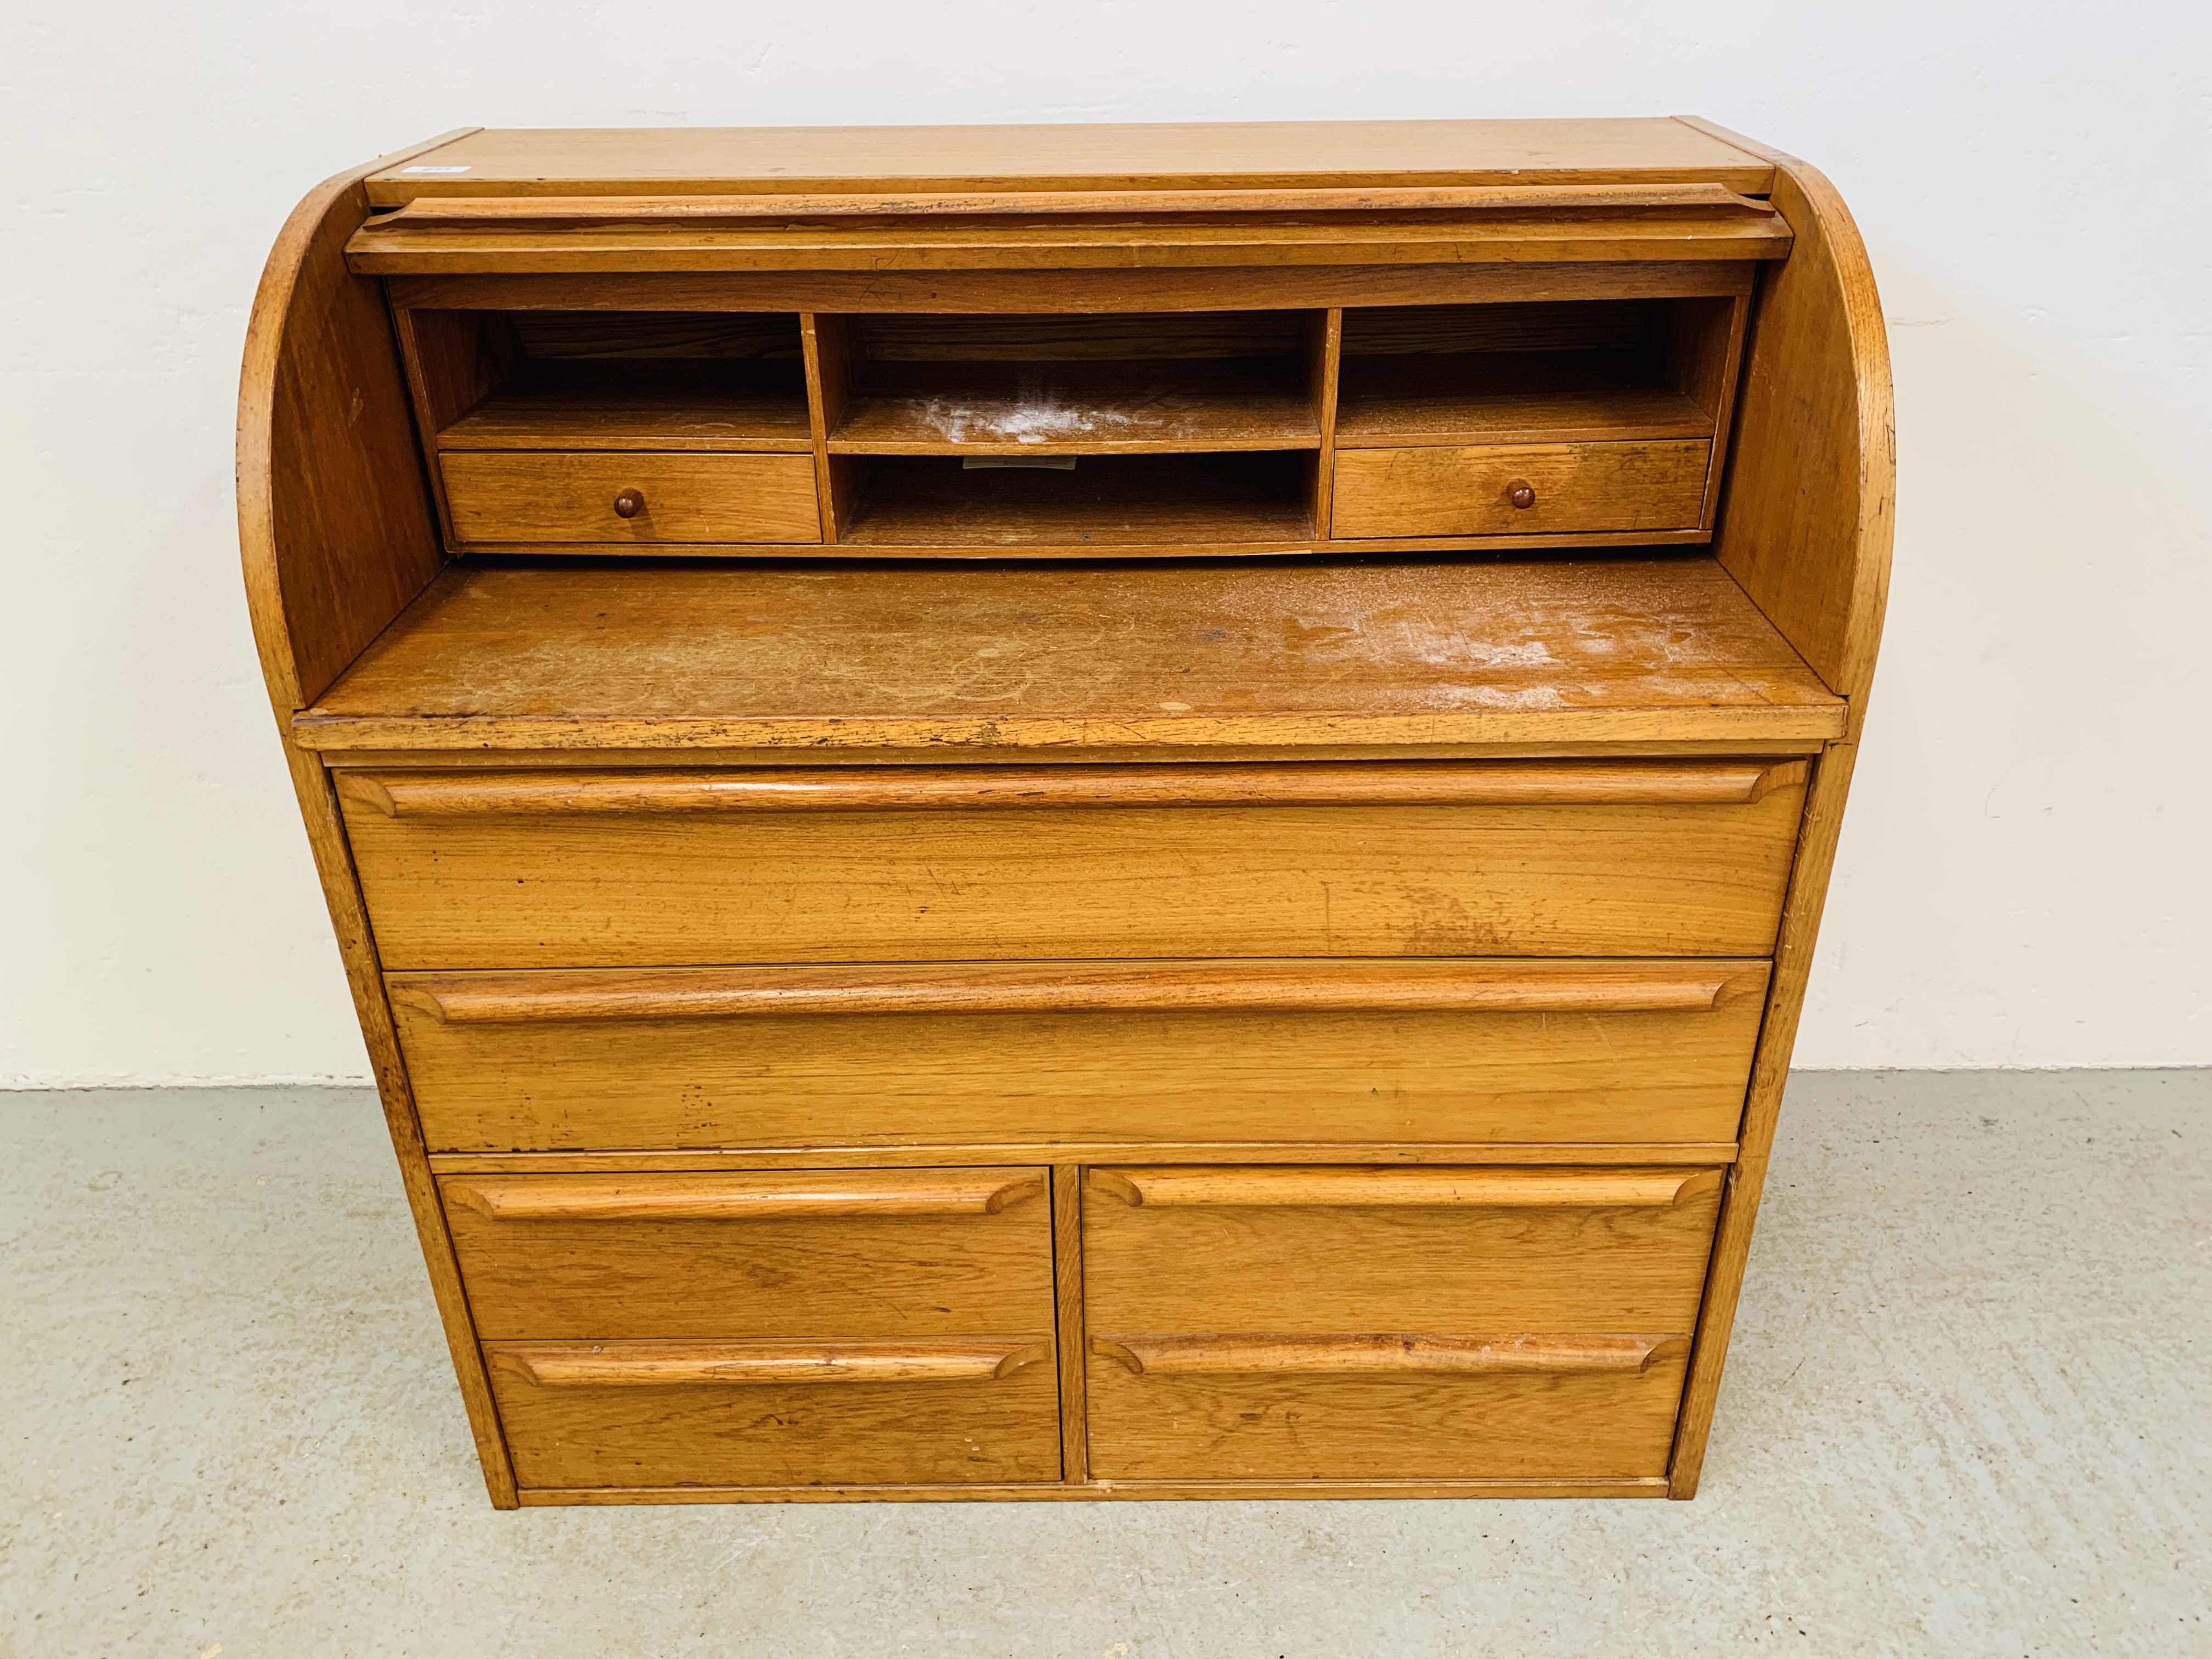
[338,759,1808,818]
[394,958,1770,1025]
[1090,1333,1690,1378]
[444,1169,1045,1222]
[1090,1166,1724,1210]
[491,1338,1054,1387]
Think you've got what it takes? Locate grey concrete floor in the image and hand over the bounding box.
[3,1072,2208,1658]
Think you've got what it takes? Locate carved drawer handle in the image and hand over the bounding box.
[1089,1166,1725,1210]
[393,960,1769,1026]
[1090,1333,1690,1377]
[337,759,1810,818]
[492,1339,1054,1387]
[442,1169,1046,1221]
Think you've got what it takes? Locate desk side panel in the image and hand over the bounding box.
[1694,126,1894,698]
[239,134,520,1508]
[1667,131,1895,1497]
[240,154,453,709]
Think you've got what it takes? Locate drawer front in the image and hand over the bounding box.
[338,760,1808,970]
[440,1167,1054,1339]
[486,1338,1062,1489]
[1331,439,1710,539]
[1083,1164,1720,1481]
[1084,1346,1690,1481]
[394,959,1769,1152]
[441,450,822,544]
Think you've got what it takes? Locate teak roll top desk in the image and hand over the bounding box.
[238,118,1891,1506]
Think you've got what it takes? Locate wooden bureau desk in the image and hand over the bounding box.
[237,118,1891,1507]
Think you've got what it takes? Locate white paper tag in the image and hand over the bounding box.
[400,165,472,174]
[962,456,1077,471]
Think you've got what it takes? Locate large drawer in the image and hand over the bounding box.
[394,958,1769,1152]
[439,1167,1054,1339]
[441,450,822,545]
[486,1337,1062,1489]
[1082,1163,1720,1481]
[338,759,1808,969]
[1331,439,1711,539]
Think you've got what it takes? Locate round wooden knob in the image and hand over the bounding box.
[613,488,646,519]
[1507,481,1536,510]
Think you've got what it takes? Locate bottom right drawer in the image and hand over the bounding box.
[1082,1164,1724,1482]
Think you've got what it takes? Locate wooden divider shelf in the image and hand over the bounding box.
[438,360,816,454]
[836,452,1315,552]
[240,117,1892,1509]
[825,311,1323,455]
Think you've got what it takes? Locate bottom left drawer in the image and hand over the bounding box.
[484,1338,1063,1488]
[439,1167,1062,1491]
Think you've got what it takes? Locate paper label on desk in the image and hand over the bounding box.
[400,165,472,174]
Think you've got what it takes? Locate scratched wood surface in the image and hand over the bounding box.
[341,778,1805,969]
[295,556,1844,752]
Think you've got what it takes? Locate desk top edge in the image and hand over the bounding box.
[364,118,1775,205]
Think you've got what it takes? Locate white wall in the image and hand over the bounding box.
[4,0,2207,1085]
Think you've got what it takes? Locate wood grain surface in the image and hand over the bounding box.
[1662,121,1895,1499]
[836,452,1313,550]
[239,142,454,708]
[441,451,821,545]
[1332,441,1709,538]
[828,358,1321,454]
[341,759,1804,816]
[360,119,1774,205]
[1051,1166,1088,1482]
[1090,1332,1689,1375]
[442,1167,1045,1219]
[491,1339,1054,1386]
[1082,1166,1722,1333]
[428,1142,1743,1175]
[1335,358,1715,448]
[1690,121,1894,697]
[371,183,1776,226]
[390,961,1770,1152]
[436,361,814,453]
[1084,1352,1690,1481]
[487,1351,1062,1488]
[391,956,1768,1018]
[1089,1164,1724,1209]
[442,1168,1052,1340]
[345,210,1791,277]
[343,782,1806,969]
[239,112,1893,1506]
[513,1476,1671,1503]
[293,557,1844,753]
[236,131,523,1510]
[385,261,1754,317]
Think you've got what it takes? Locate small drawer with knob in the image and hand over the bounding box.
[439,450,822,547]
[1329,439,1711,540]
